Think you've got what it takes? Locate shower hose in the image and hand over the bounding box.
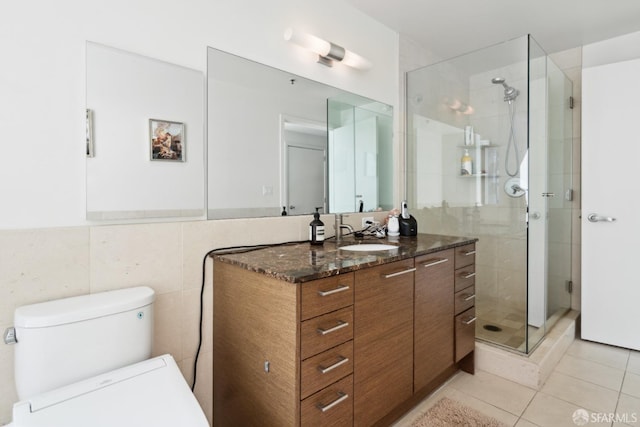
[505,100,520,177]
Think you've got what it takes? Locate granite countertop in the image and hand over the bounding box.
[213,233,478,283]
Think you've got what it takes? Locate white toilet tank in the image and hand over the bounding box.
[13,286,155,399]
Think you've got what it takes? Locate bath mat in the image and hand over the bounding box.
[410,397,509,427]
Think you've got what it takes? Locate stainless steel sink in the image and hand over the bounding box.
[339,244,398,252]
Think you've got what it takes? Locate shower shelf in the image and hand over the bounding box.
[459,143,499,179]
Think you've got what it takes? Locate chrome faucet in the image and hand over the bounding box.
[335,214,354,244]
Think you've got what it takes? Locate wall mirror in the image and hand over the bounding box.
[207,47,394,219]
[85,42,394,223]
[85,42,206,221]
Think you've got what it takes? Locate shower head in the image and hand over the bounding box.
[491,77,519,103]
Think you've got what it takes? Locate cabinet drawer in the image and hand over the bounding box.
[454,285,475,315]
[455,307,476,362]
[301,374,353,427]
[415,249,454,279]
[301,273,354,321]
[301,340,353,399]
[455,243,476,269]
[454,264,476,292]
[301,307,353,360]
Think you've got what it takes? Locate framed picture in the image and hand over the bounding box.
[149,119,184,161]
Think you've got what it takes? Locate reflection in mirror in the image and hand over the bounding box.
[328,98,393,213]
[207,47,394,219]
[85,42,205,221]
[281,117,326,216]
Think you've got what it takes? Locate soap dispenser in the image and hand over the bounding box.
[309,208,325,245]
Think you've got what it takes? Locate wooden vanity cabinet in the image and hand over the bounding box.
[213,240,476,427]
[414,249,455,391]
[354,259,415,427]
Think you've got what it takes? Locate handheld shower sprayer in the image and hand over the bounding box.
[491,77,519,103]
[492,77,521,178]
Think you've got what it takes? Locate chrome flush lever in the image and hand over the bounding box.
[4,327,17,345]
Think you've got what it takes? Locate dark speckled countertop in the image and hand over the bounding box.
[213,233,478,283]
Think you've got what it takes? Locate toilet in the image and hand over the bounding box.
[4,287,208,427]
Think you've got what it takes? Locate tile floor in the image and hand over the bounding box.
[393,339,640,427]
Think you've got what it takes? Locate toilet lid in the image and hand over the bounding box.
[12,355,208,427]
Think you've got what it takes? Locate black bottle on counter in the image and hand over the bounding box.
[309,207,324,245]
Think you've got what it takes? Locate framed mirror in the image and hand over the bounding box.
[207,47,394,219]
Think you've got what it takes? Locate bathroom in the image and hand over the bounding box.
[1,1,640,426]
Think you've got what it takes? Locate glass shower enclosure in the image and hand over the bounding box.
[406,35,573,353]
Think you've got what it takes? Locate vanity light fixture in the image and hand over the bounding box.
[284,27,372,71]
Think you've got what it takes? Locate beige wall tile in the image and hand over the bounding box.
[0,227,90,325]
[152,291,183,360]
[181,286,213,366]
[89,223,183,295]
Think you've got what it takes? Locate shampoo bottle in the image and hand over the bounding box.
[309,208,325,245]
[461,149,473,175]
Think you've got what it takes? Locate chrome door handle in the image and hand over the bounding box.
[587,213,616,223]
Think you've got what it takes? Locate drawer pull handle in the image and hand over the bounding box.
[462,250,477,256]
[459,272,476,279]
[317,320,349,335]
[318,356,349,374]
[318,284,350,297]
[316,391,348,413]
[422,258,448,268]
[463,294,476,301]
[462,316,477,325]
[383,267,417,279]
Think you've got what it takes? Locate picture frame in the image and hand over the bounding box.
[149,119,184,161]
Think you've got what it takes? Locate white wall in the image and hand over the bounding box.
[0,1,399,425]
[0,0,398,230]
[582,30,640,68]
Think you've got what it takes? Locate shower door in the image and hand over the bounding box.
[528,40,573,351]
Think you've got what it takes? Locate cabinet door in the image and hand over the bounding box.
[414,249,454,391]
[354,259,414,427]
